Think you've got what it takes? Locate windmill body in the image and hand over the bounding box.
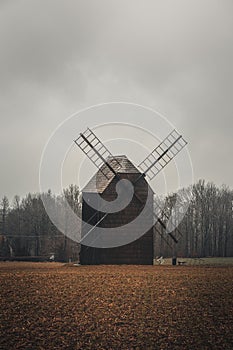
[74,127,187,265]
[80,156,154,265]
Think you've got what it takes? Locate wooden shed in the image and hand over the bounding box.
[80,155,154,265]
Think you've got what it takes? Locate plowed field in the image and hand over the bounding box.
[0,263,232,349]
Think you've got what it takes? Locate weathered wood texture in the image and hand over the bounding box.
[80,156,153,265]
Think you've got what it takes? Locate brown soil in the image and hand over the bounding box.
[0,263,232,349]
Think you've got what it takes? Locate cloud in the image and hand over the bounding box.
[0,0,233,199]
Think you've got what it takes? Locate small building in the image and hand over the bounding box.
[80,155,154,265]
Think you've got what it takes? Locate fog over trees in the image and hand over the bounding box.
[0,180,233,261]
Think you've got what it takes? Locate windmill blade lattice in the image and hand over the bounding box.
[138,129,187,180]
[153,196,183,245]
[74,128,122,179]
[153,224,173,249]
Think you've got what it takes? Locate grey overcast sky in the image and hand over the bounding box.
[0,0,233,201]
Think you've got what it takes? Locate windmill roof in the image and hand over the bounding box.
[82,155,141,193]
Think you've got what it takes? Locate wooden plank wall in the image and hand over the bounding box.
[80,174,154,265]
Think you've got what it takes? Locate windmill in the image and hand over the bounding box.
[74,128,187,265]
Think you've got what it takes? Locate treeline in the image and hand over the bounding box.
[0,180,233,260]
[0,185,80,261]
[155,180,233,257]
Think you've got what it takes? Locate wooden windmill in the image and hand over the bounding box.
[74,128,187,265]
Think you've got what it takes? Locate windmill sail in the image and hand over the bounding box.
[137,129,187,244]
[153,197,183,244]
[153,225,173,249]
[74,128,122,179]
[138,129,187,180]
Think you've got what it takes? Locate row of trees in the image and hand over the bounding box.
[0,180,233,260]
[0,185,80,261]
[155,180,233,257]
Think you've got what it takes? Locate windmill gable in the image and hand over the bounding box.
[82,155,141,193]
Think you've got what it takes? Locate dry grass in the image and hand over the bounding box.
[0,262,233,349]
